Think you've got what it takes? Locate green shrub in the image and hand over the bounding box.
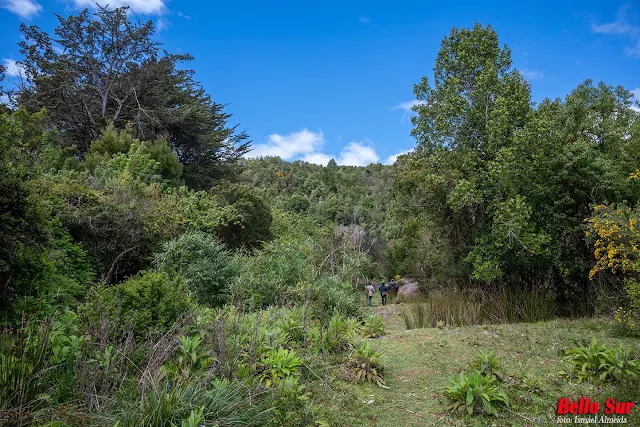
[292,277,362,322]
[233,237,314,307]
[268,376,315,426]
[155,231,237,307]
[163,335,214,384]
[81,271,191,339]
[445,370,510,416]
[362,313,384,338]
[347,340,387,388]
[517,371,543,395]
[472,351,504,380]
[562,339,640,383]
[260,347,302,387]
[324,312,352,352]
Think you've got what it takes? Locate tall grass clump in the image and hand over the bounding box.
[401,285,557,329]
[0,319,53,423]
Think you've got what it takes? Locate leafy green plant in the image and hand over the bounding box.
[165,335,214,383]
[347,340,388,388]
[362,314,384,338]
[562,339,640,383]
[269,376,314,426]
[260,347,302,387]
[605,346,640,381]
[50,310,85,365]
[324,312,351,352]
[519,372,543,394]
[445,370,510,416]
[562,339,611,382]
[180,406,204,427]
[472,350,504,381]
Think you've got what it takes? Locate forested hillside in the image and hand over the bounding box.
[1,6,640,426]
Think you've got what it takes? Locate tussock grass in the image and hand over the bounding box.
[400,286,558,329]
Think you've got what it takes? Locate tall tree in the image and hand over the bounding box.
[411,23,530,157]
[17,6,249,188]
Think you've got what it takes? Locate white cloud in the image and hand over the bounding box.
[3,59,26,78]
[156,17,170,31]
[591,4,640,58]
[338,141,379,166]
[592,4,639,35]
[248,129,325,160]
[0,94,9,104]
[520,68,544,80]
[359,16,371,24]
[385,149,412,165]
[302,152,334,165]
[177,11,191,20]
[247,129,382,167]
[631,87,640,113]
[393,99,426,112]
[0,0,41,18]
[70,0,167,15]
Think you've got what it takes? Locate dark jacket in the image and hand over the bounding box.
[379,283,389,295]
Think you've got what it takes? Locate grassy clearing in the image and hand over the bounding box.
[329,304,640,426]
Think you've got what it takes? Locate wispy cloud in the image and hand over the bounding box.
[591,4,640,57]
[246,130,381,167]
[359,16,371,24]
[2,59,26,78]
[177,11,191,20]
[70,0,167,15]
[0,0,42,18]
[392,99,426,112]
[520,68,544,80]
[156,17,170,32]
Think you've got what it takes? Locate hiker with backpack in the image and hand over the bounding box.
[364,282,375,307]
[379,281,389,306]
[390,279,399,297]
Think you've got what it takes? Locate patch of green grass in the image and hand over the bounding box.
[330,315,640,426]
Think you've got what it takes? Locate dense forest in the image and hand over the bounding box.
[1,6,640,426]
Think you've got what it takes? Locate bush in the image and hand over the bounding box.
[268,376,315,426]
[445,370,510,416]
[472,351,504,380]
[155,231,237,307]
[81,271,191,339]
[232,237,315,307]
[347,340,387,388]
[291,277,362,322]
[362,313,384,338]
[562,339,640,383]
[260,347,302,387]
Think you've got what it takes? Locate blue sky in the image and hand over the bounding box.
[1,0,639,166]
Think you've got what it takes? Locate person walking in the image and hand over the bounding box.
[365,282,375,307]
[390,279,399,297]
[379,281,389,306]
